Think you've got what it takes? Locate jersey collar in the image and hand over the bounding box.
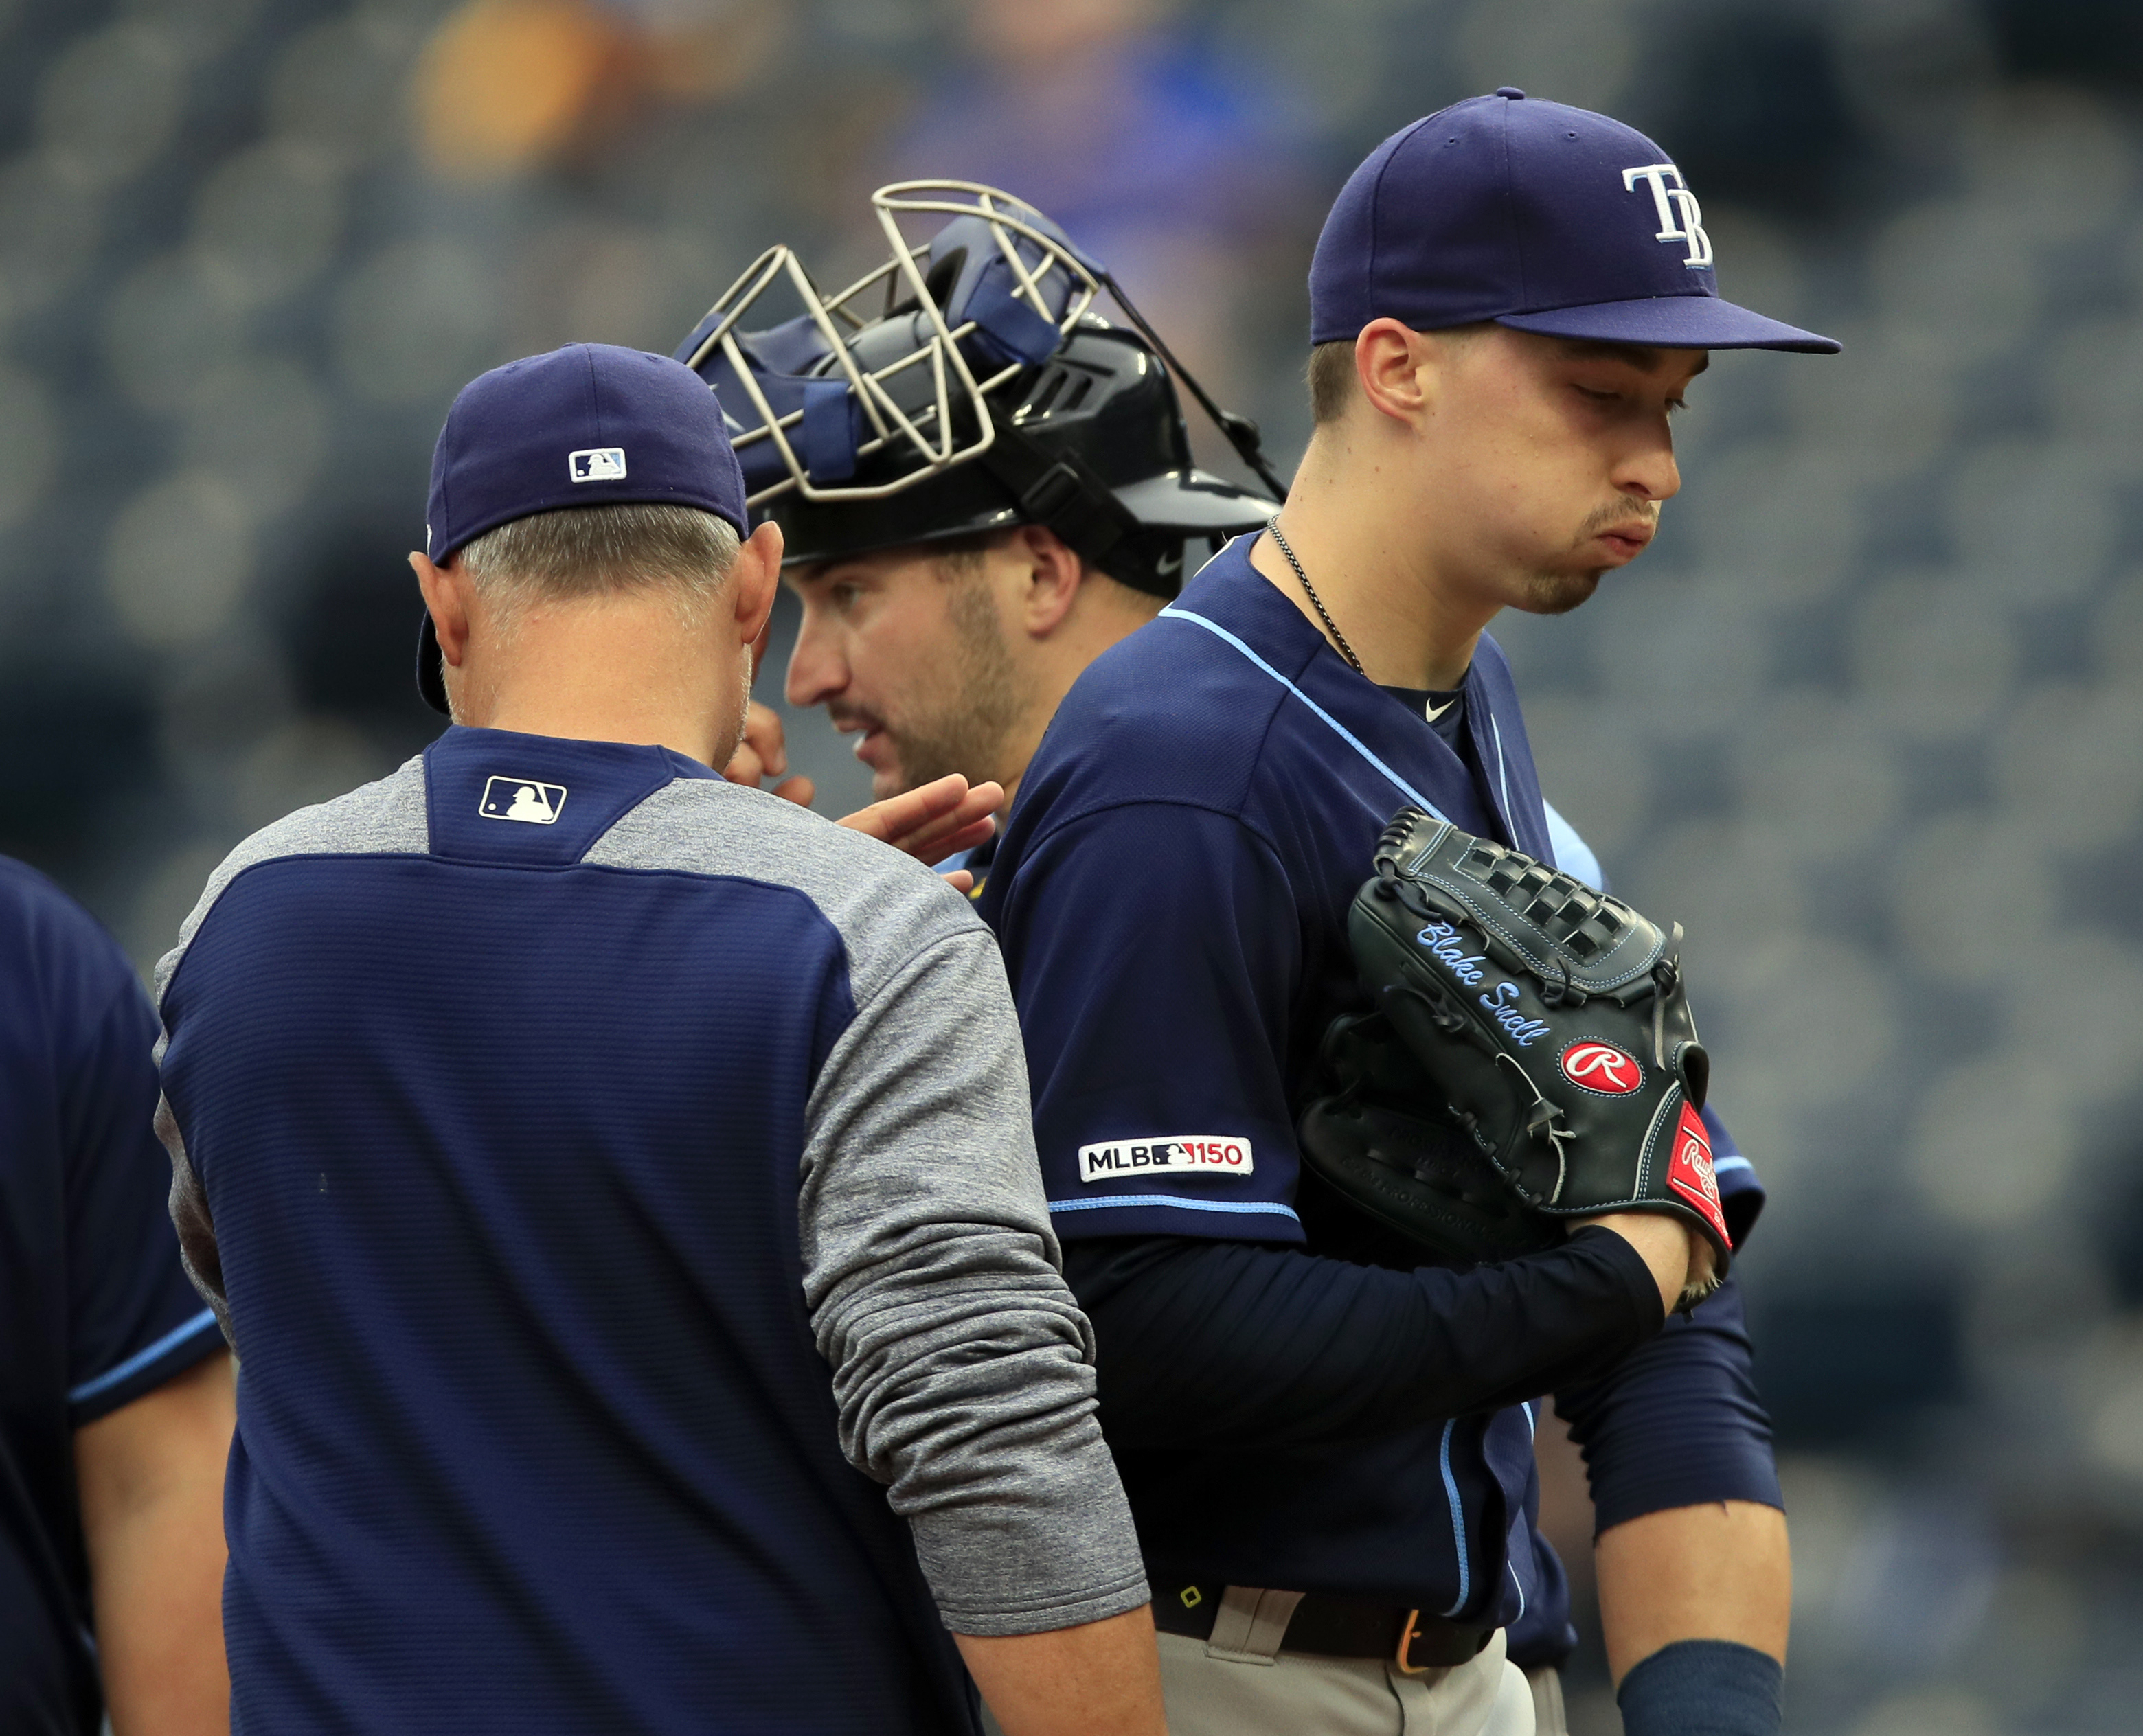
[1165,538,1554,859]
[422,726,719,866]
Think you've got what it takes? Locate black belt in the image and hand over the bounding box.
[1150,1579,1493,1671]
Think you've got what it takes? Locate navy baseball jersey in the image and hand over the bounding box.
[155,727,1144,1736]
[0,858,224,1736]
[980,538,1771,1638]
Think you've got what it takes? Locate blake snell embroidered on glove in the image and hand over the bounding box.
[1300,808,1731,1291]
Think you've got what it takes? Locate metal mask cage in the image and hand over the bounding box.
[678,182,1104,508]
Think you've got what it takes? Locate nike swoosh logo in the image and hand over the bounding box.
[1425,699,1457,722]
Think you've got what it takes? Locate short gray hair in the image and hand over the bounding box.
[455,503,742,628]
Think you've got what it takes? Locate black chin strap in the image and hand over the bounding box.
[972,418,1169,593]
[1093,267,1291,502]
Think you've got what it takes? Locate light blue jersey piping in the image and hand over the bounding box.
[1488,715,1517,836]
[1157,607,1450,823]
[68,1307,220,1404]
[1437,1419,1471,1617]
[1507,1403,1534,1621]
[1048,1194,1303,1222]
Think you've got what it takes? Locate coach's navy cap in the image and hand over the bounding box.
[1308,89,1839,355]
[416,343,749,714]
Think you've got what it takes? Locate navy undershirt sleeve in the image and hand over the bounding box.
[1062,1227,1664,1450]
[1532,802,1781,1530]
[1555,1272,1782,1531]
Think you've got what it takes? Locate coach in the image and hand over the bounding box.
[152,343,1161,1736]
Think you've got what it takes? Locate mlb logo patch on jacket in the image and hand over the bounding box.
[479,777,567,825]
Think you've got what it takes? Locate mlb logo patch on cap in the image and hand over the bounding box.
[569,447,626,483]
[417,343,751,716]
[479,776,568,825]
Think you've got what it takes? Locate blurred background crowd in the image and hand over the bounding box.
[3,0,2141,1729]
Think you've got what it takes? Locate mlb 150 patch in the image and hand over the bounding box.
[479,776,568,825]
[1078,1136,1254,1183]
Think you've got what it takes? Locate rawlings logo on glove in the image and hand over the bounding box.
[1561,1042,1643,1094]
[1298,808,1731,1307]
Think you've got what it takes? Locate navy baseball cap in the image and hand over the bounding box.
[1309,89,1838,355]
[416,343,749,715]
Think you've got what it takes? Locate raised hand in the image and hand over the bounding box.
[838,775,1001,894]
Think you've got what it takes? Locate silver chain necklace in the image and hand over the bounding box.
[1265,516,1365,677]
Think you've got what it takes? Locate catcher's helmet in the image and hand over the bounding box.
[672,181,1283,597]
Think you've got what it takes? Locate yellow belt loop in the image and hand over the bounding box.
[1394,1608,1429,1675]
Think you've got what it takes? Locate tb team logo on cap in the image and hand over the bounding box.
[569,447,627,483]
[1304,91,1837,353]
[1621,163,1712,269]
[479,776,567,825]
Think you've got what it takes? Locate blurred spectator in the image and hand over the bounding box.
[414,0,789,181]
[874,0,1308,454]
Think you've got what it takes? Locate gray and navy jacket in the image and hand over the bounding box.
[154,724,1145,1736]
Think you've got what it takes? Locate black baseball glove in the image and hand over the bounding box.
[1299,808,1732,1300]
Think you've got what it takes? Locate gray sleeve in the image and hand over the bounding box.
[798,926,1149,1638]
[155,1093,236,1351]
[152,754,429,1009]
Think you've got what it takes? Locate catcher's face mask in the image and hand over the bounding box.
[671,182,1286,596]
[674,183,1102,509]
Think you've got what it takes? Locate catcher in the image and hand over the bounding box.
[681,179,1280,898]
